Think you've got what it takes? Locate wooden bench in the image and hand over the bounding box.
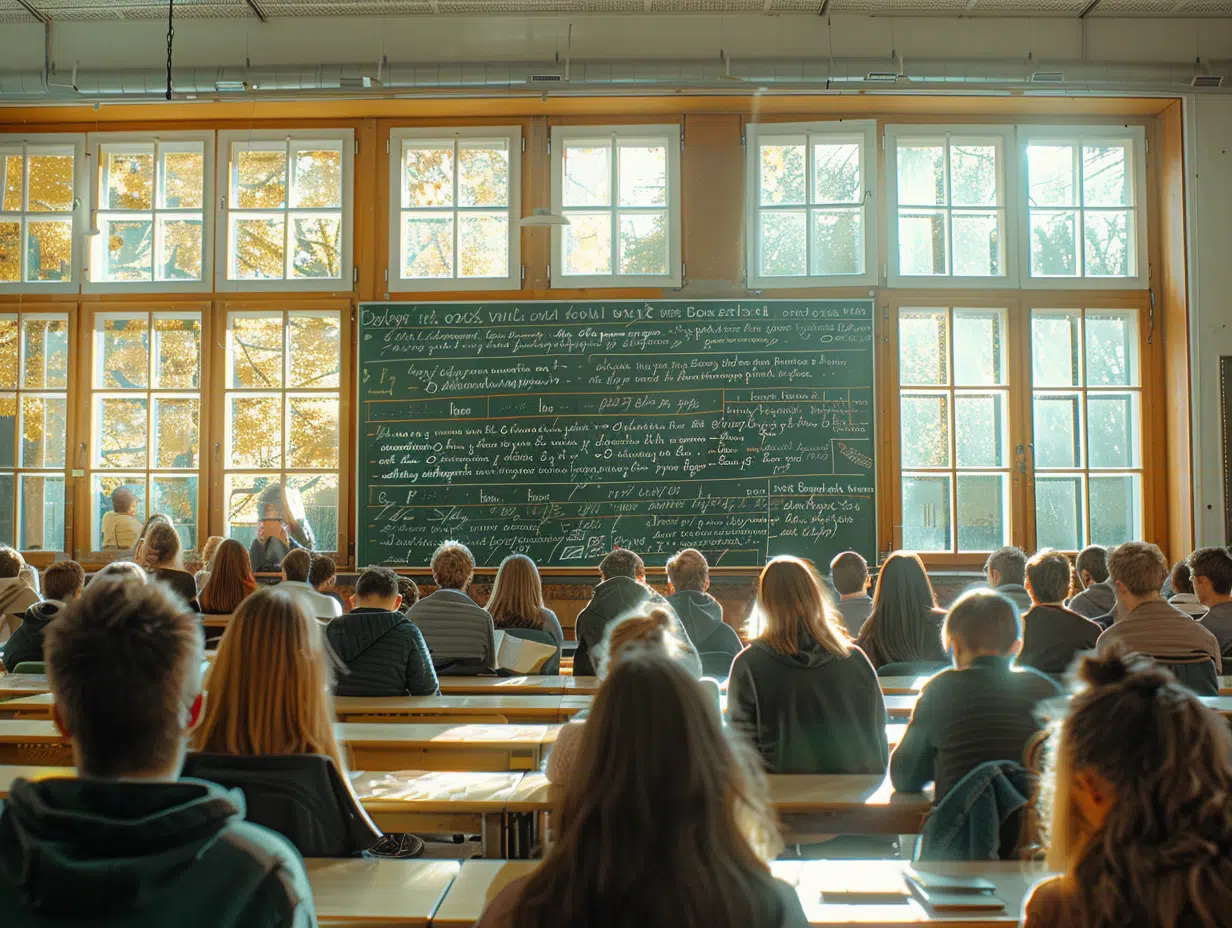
[431,858,1049,927]
[305,858,459,927]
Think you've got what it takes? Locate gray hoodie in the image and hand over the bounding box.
[666,590,742,678]
[1067,578,1118,621]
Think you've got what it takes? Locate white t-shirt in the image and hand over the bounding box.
[278,580,342,621]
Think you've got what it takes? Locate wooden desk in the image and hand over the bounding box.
[563,676,599,694]
[436,677,573,695]
[883,695,917,721]
[353,770,524,857]
[306,858,459,927]
[0,674,49,699]
[0,721,71,765]
[879,676,934,695]
[772,858,1048,926]
[339,723,558,772]
[430,860,538,928]
[335,695,568,724]
[433,859,1050,927]
[0,692,52,719]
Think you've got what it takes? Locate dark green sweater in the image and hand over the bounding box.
[890,655,1061,802]
[0,775,315,927]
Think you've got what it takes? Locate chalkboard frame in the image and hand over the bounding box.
[355,298,878,575]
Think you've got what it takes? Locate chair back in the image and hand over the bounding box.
[877,660,948,678]
[1157,656,1219,696]
[500,627,561,674]
[697,651,736,679]
[182,752,382,857]
[10,661,44,674]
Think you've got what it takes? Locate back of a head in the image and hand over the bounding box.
[111,486,136,514]
[431,539,475,590]
[355,565,399,602]
[1107,542,1167,597]
[596,606,681,677]
[196,588,343,769]
[1027,548,1073,605]
[42,560,85,602]
[943,589,1021,656]
[46,578,200,777]
[281,547,311,583]
[599,548,643,581]
[1076,545,1110,585]
[309,553,337,588]
[758,556,849,656]
[200,539,256,613]
[397,575,420,610]
[1170,561,1195,595]
[200,534,224,568]
[860,552,941,663]
[141,521,182,570]
[514,647,780,928]
[666,548,709,592]
[986,546,1027,586]
[829,551,869,596]
[0,545,25,579]
[94,561,148,586]
[488,554,544,625]
[1189,547,1232,596]
[1047,651,1232,923]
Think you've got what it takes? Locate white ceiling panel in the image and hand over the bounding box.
[0,0,37,23]
[22,0,248,18]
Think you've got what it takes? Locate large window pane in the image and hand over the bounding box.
[563,144,610,207]
[758,211,806,278]
[811,209,861,276]
[617,212,667,276]
[231,214,286,279]
[1033,394,1082,468]
[161,148,204,209]
[1035,475,1083,551]
[288,314,341,389]
[900,394,950,468]
[101,217,153,282]
[224,473,273,546]
[290,215,342,279]
[403,146,453,208]
[955,393,1005,468]
[459,213,509,279]
[0,394,15,468]
[96,315,149,389]
[1084,311,1138,387]
[952,309,1004,386]
[234,146,287,209]
[287,395,339,469]
[1083,211,1132,278]
[1087,393,1138,469]
[760,142,806,205]
[26,219,72,282]
[459,143,509,208]
[814,142,860,203]
[1083,144,1130,207]
[902,475,951,552]
[289,147,341,209]
[96,396,148,468]
[1089,474,1141,546]
[1030,211,1079,277]
[151,475,199,552]
[618,145,667,208]
[0,222,19,282]
[153,316,201,389]
[152,396,200,469]
[92,474,146,550]
[950,144,998,207]
[897,143,945,206]
[898,210,947,276]
[20,396,67,468]
[898,310,948,386]
[157,217,203,281]
[228,394,282,469]
[18,475,64,551]
[287,473,339,551]
[403,213,454,279]
[105,149,154,211]
[228,315,284,389]
[562,213,612,276]
[1031,313,1081,387]
[27,154,74,212]
[1028,144,1076,207]
[957,473,1007,551]
[951,211,1000,276]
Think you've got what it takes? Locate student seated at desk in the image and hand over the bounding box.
[1168,560,1209,617]
[140,520,200,612]
[1193,546,1232,660]
[1023,652,1232,927]
[0,572,315,926]
[310,554,347,614]
[1066,544,1120,623]
[1017,548,1101,676]
[407,540,496,675]
[487,553,565,646]
[0,545,41,643]
[547,605,700,786]
[855,551,947,674]
[327,566,438,697]
[1,560,83,672]
[666,547,742,679]
[100,485,144,551]
[278,549,342,622]
[829,550,873,636]
[891,590,1061,803]
[984,546,1033,616]
[396,575,420,614]
[198,539,258,615]
[728,556,888,775]
[478,647,807,928]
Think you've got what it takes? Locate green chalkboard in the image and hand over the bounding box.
[357,299,876,570]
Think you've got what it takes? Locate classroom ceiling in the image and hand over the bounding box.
[1,0,1231,22]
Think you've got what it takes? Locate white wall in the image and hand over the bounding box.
[1188,95,1232,546]
[1,13,1231,72]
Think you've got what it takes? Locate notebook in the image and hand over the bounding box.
[492,630,559,674]
[903,871,1006,914]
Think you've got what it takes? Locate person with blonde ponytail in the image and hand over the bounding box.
[728,556,888,774]
[140,520,199,610]
[1023,650,1232,927]
[546,605,701,786]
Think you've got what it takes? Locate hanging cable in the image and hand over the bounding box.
[166,0,175,100]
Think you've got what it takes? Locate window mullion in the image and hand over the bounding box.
[452,139,461,280]
[610,137,619,277]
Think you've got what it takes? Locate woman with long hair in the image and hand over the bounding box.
[198,539,259,615]
[195,534,225,592]
[728,556,888,774]
[546,606,692,785]
[855,551,947,671]
[131,512,172,565]
[1024,651,1232,926]
[140,520,198,610]
[480,647,807,928]
[486,553,564,645]
[194,587,344,771]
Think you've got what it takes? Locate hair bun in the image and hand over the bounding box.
[1077,649,1170,693]
[646,607,674,630]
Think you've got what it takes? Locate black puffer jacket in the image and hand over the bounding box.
[327,608,440,697]
[666,590,743,679]
[1,600,63,671]
[574,576,700,677]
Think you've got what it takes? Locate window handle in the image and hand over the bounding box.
[76,442,87,468]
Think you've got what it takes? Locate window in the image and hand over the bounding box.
[550,124,682,288]
[886,127,1013,286]
[1021,127,1147,287]
[87,134,213,290]
[216,131,354,290]
[0,313,70,551]
[0,136,86,291]
[898,307,1011,553]
[223,310,342,553]
[745,121,876,288]
[89,311,202,553]
[1031,308,1141,550]
[391,127,521,291]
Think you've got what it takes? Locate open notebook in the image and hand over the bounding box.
[492,630,559,674]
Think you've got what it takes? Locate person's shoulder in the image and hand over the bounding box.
[1014,664,1065,694]
[213,819,313,903]
[1023,876,1074,927]
[771,876,809,928]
